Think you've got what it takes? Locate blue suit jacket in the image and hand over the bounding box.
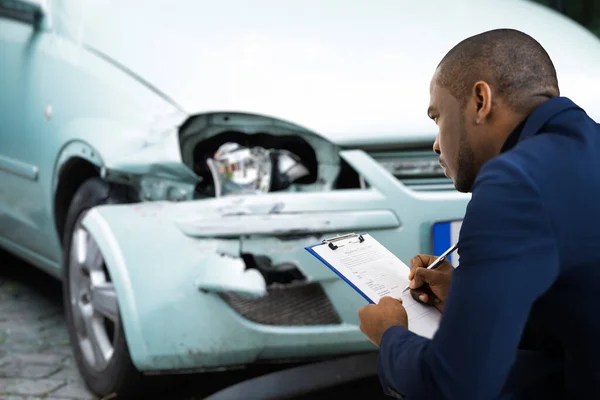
[378,97,600,399]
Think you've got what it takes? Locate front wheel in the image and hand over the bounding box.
[62,178,143,397]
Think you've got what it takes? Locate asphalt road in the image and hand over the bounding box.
[0,250,388,400]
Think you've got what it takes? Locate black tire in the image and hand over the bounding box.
[61,177,143,398]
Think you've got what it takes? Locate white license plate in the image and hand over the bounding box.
[431,220,462,267]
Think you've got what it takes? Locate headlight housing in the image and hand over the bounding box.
[207,142,310,197]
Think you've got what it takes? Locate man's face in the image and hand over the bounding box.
[428,71,478,193]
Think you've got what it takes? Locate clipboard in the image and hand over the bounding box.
[305,232,442,339]
[305,232,376,304]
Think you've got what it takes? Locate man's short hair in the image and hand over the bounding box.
[436,29,560,111]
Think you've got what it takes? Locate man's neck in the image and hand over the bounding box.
[487,111,529,158]
[491,95,553,155]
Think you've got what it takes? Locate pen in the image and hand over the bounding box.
[401,242,458,293]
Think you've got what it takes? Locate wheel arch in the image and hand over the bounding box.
[52,141,104,244]
[54,143,148,369]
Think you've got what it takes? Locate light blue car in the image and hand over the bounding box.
[1,0,599,397]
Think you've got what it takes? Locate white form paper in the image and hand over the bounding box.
[309,234,441,339]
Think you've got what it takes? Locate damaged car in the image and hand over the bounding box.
[1,0,599,397]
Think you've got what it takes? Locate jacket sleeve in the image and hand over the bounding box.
[377,156,560,400]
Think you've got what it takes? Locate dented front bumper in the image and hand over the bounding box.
[81,149,470,372]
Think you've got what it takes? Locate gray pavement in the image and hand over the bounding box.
[0,251,276,400]
[0,253,98,400]
[0,253,246,400]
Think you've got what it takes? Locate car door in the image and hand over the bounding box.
[0,2,47,259]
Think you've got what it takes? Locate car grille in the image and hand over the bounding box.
[397,177,455,191]
[218,282,342,326]
[369,149,455,191]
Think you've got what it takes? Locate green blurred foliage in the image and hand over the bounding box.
[533,0,600,38]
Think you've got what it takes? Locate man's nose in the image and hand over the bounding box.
[433,135,441,155]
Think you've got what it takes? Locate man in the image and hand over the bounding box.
[358,28,600,399]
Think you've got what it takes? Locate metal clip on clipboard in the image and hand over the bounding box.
[322,232,365,250]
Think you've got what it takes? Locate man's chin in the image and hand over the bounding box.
[444,169,464,191]
[447,174,466,193]
[453,183,468,193]
[452,178,474,194]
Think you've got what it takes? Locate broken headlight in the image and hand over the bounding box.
[206,142,310,197]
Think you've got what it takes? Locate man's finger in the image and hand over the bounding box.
[409,275,423,289]
[408,255,426,279]
[408,257,418,280]
[410,266,431,289]
[408,254,437,280]
[414,266,440,286]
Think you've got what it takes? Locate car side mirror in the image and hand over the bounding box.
[0,0,48,30]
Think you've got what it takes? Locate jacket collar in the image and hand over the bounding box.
[500,96,582,153]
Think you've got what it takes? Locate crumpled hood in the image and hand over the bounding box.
[62,0,600,146]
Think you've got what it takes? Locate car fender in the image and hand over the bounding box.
[50,108,191,206]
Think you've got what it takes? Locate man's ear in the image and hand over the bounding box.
[471,81,492,124]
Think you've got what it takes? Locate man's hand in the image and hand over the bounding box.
[358,297,408,347]
[408,254,454,312]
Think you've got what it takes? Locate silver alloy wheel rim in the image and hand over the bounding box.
[69,213,120,372]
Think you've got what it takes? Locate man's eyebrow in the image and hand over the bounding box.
[427,106,437,119]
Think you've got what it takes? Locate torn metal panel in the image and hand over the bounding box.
[191,237,267,297]
[194,252,267,298]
